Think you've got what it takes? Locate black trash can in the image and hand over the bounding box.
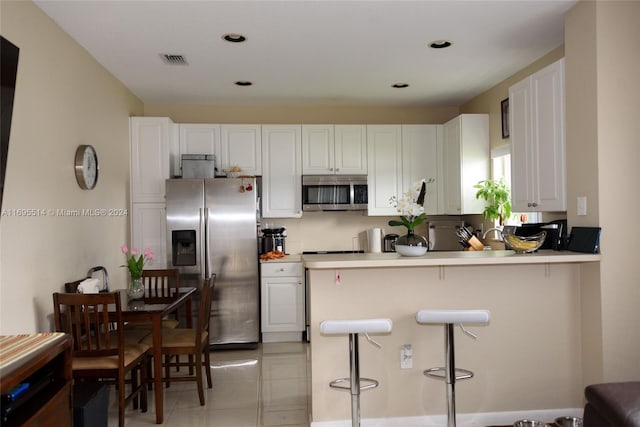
[73,382,109,427]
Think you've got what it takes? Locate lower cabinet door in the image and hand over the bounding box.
[261,276,304,333]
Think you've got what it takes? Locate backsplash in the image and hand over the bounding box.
[270,211,483,254]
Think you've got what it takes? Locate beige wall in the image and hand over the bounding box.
[566,0,640,383]
[0,1,143,333]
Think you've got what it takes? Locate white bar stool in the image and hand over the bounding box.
[320,318,393,427]
[415,309,491,427]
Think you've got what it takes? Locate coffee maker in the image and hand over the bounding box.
[383,234,399,252]
[260,227,286,254]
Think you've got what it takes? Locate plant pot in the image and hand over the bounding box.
[127,277,144,300]
[396,230,428,257]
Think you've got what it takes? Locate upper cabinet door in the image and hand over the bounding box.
[262,125,302,218]
[302,125,334,174]
[221,125,262,176]
[302,125,366,175]
[130,117,174,203]
[443,115,489,215]
[334,125,367,175]
[367,125,402,216]
[179,124,221,176]
[510,58,566,212]
[401,125,441,215]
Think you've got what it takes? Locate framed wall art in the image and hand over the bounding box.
[501,98,509,139]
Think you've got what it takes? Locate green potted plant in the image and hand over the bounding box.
[474,179,512,226]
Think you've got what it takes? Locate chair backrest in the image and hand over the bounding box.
[196,275,216,340]
[53,292,124,360]
[142,269,180,298]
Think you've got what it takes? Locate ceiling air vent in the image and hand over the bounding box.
[160,54,188,65]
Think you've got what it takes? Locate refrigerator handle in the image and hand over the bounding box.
[204,207,211,280]
[200,207,207,280]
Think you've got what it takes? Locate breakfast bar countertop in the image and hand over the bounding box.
[302,249,600,269]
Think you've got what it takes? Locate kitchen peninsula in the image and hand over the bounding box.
[304,250,600,425]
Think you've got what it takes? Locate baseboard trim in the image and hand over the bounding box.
[310,408,584,427]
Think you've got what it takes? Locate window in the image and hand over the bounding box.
[491,146,540,225]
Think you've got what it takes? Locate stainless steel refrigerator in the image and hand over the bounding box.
[166,178,260,347]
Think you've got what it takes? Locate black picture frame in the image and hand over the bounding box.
[501,98,509,139]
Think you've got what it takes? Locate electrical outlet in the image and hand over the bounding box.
[400,344,413,369]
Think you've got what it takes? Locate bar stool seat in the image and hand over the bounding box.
[416,309,490,427]
[320,318,392,427]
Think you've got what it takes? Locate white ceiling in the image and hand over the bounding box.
[34,0,577,107]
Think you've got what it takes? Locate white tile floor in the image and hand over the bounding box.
[107,342,311,427]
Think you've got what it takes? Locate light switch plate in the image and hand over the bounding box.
[577,196,587,216]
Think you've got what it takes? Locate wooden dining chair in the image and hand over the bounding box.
[125,269,181,330]
[142,275,215,405]
[53,292,151,427]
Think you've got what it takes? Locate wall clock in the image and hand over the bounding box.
[74,144,98,190]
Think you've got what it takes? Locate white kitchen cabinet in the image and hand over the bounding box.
[261,125,302,218]
[302,125,367,175]
[509,58,566,212]
[131,202,166,269]
[178,124,221,176]
[130,117,177,203]
[366,125,403,216]
[220,124,262,175]
[442,114,489,215]
[261,262,304,342]
[401,124,442,215]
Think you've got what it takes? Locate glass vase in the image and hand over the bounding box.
[128,277,145,300]
[395,229,429,256]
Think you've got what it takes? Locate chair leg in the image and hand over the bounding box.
[132,367,139,410]
[140,357,148,413]
[196,351,205,406]
[204,345,212,389]
[118,372,126,427]
[164,354,171,388]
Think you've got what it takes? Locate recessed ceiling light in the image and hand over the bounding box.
[392,83,409,88]
[223,33,247,43]
[235,81,253,86]
[429,40,452,49]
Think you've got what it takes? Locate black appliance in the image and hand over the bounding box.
[260,227,286,254]
[383,234,398,252]
[516,219,567,250]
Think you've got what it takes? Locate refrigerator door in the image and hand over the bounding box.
[166,179,205,278]
[205,178,260,345]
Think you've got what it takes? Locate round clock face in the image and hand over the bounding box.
[74,145,98,190]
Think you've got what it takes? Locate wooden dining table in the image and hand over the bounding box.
[115,286,196,424]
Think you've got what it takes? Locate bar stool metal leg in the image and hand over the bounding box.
[349,333,361,427]
[445,323,456,427]
[322,318,392,427]
[417,310,489,427]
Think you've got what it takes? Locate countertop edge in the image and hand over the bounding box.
[302,250,601,269]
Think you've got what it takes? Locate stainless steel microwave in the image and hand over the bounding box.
[302,175,368,211]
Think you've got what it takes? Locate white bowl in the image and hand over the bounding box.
[396,245,427,257]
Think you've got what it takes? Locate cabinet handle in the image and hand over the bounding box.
[279,268,284,272]
[532,202,538,207]
[329,167,333,172]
